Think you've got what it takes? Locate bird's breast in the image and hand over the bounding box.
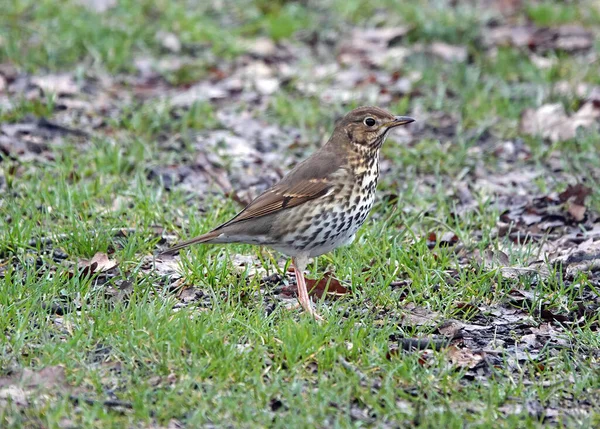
[269,156,380,258]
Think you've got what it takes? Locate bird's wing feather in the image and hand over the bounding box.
[215,149,345,230]
[218,179,332,227]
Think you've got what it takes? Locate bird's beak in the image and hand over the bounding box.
[387,116,415,128]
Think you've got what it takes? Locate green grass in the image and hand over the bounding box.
[2,0,600,427]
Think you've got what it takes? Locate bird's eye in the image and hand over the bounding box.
[364,117,376,127]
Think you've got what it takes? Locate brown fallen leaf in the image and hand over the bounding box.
[402,303,441,327]
[447,345,485,369]
[484,24,593,53]
[306,273,350,299]
[428,42,468,62]
[280,272,350,299]
[520,102,600,143]
[559,183,592,206]
[567,203,587,222]
[339,26,411,67]
[548,238,600,278]
[426,231,459,248]
[21,366,67,389]
[177,286,203,304]
[0,365,68,408]
[31,74,80,96]
[559,184,593,222]
[553,81,600,102]
[79,252,118,277]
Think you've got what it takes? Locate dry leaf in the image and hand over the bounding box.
[0,386,28,407]
[402,304,440,327]
[305,273,350,299]
[21,366,67,389]
[429,42,468,62]
[79,252,118,277]
[350,27,410,47]
[31,74,79,95]
[243,37,277,57]
[548,238,600,278]
[178,287,203,303]
[567,203,586,222]
[558,184,592,206]
[520,102,600,143]
[280,272,350,299]
[559,184,592,222]
[0,365,68,408]
[484,25,593,53]
[447,345,484,369]
[339,26,411,67]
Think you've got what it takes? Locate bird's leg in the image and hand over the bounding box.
[292,256,323,321]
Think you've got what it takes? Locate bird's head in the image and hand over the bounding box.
[335,106,414,151]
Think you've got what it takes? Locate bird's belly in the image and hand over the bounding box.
[272,188,375,258]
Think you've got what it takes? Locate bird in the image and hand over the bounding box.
[161,106,414,320]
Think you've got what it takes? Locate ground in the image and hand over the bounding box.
[1,0,600,427]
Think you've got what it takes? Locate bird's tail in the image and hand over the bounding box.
[160,230,221,255]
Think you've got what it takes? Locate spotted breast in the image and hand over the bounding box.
[270,152,380,258]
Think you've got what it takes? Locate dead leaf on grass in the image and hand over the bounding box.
[520,102,600,143]
[0,365,68,408]
[547,237,600,278]
[306,273,350,299]
[150,255,183,279]
[31,74,80,96]
[428,42,468,62]
[78,252,118,277]
[339,26,411,67]
[476,249,547,280]
[559,184,592,222]
[0,118,88,162]
[167,81,228,107]
[402,303,441,327]
[21,366,67,389]
[447,345,485,369]
[554,81,600,102]
[177,286,204,304]
[279,272,350,299]
[484,25,593,53]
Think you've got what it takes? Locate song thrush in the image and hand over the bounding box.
[162,106,414,320]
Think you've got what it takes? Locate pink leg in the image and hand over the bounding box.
[292,257,323,321]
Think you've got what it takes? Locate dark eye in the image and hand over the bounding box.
[364,117,376,127]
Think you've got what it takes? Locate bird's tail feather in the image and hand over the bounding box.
[160,230,221,255]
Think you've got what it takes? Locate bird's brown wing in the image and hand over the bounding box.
[161,175,336,254]
[217,179,331,228]
[215,149,345,230]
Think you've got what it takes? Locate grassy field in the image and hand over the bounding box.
[1,0,600,427]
